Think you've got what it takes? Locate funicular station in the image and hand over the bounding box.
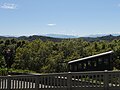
[68,51,113,72]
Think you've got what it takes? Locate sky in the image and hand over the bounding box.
[0,0,120,36]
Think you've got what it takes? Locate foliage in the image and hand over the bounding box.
[0,36,120,74]
[0,68,35,76]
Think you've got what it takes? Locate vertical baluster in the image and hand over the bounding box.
[26,78,28,88]
[65,76,67,87]
[95,75,97,87]
[63,76,65,87]
[30,77,32,88]
[83,75,85,87]
[76,75,78,87]
[47,76,49,88]
[58,76,60,88]
[79,75,81,87]
[5,79,7,89]
[0,79,1,89]
[56,76,58,88]
[39,77,41,88]
[11,79,14,89]
[80,75,83,87]
[44,76,46,88]
[94,75,96,87]
[71,76,73,87]
[27,78,28,89]
[34,77,36,88]
[115,73,118,87]
[42,76,44,88]
[24,78,26,89]
[46,76,48,88]
[48,76,50,88]
[3,79,5,89]
[15,78,16,89]
[28,77,30,88]
[1,79,3,89]
[88,75,90,87]
[65,75,67,87]
[111,74,114,87]
[18,77,20,89]
[11,78,14,89]
[95,74,97,87]
[91,75,94,87]
[99,74,101,87]
[17,78,19,89]
[53,75,55,88]
[21,78,23,89]
[61,75,63,87]
[32,77,34,88]
[46,76,47,88]
[118,74,120,87]
[14,78,16,89]
[41,76,43,88]
[49,76,52,88]
[23,77,25,89]
[101,75,104,87]
[85,75,87,88]
[73,75,75,87]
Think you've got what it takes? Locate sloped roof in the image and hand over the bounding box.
[68,51,113,64]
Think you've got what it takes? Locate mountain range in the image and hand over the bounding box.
[0,34,120,42]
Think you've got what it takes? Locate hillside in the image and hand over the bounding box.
[0,35,63,42]
[0,34,120,42]
[81,35,120,42]
[0,34,120,73]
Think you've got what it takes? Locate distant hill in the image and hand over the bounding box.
[0,35,63,42]
[0,34,120,42]
[45,34,78,38]
[18,35,63,42]
[82,35,120,42]
[86,34,120,38]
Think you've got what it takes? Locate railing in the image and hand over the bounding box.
[0,71,120,90]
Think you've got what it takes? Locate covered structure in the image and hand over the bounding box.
[68,51,113,72]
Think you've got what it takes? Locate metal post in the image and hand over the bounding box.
[67,72,71,90]
[7,75,11,90]
[35,75,39,90]
[104,70,109,90]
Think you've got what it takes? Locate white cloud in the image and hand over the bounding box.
[0,3,17,10]
[47,23,56,26]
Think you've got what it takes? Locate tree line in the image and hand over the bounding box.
[0,36,120,73]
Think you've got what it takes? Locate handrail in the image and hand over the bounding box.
[0,71,120,90]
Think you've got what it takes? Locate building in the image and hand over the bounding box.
[68,51,113,72]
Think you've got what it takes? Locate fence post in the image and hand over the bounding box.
[67,72,71,90]
[104,70,109,90]
[35,75,39,90]
[7,75,11,90]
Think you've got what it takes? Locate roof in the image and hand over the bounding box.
[68,51,113,64]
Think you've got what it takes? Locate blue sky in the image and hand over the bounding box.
[0,0,120,36]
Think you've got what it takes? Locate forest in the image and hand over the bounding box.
[0,35,120,74]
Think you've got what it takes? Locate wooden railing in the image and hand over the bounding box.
[0,71,120,90]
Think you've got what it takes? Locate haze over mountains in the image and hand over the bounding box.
[0,33,120,38]
[44,34,78,38]
[1,33,120,39]
[0,34,120,42]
